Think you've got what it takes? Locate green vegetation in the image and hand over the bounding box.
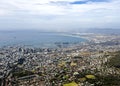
[108,51,120,68]
[13,70,34,78]
[94,75,120,86]
[63,82,78,86]
[85,75,96,79]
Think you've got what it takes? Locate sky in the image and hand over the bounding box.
[0,0,120,32]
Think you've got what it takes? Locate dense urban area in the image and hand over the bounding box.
[0,33,120,86]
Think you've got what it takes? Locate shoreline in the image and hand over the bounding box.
[0,33,87,48]
[60,33,91,41]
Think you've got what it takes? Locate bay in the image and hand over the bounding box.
[0,31,86,47]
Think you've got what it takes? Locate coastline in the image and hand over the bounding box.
[0,32,87,48]
[60,33,90,42]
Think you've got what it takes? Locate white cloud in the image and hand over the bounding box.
[0,9,6,16]
[0,0,116,16]
[0,0,120,30]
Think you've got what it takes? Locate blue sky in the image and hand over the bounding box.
[0,0,120,31]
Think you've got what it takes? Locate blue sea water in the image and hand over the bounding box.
[0,31,86,47]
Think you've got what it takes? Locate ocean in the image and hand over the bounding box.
[0,31,86,48]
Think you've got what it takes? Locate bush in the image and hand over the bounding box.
[108,51,120,68]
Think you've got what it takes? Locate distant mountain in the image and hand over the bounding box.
[68,28,120,34]
[85,29,120,34]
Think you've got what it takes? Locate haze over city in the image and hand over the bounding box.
[0,0,120,31]
[1,0,120,86]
